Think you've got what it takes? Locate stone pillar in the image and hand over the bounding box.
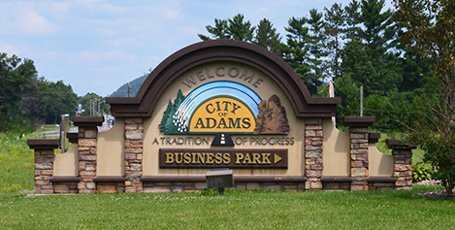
[27,139,60,194]
[386,139,414,190]
[304,118,323,190]
[71,116,104,194]
[124,118,144,192]
[345,116,375,191]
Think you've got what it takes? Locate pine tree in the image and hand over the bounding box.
[254,19,282,55]
[282,17,319,94]
[227,14,255,41]
[344,0,362,41]
[324,3,345,79]
[341,0,401,96]
[307,9,328,84]
[198,14,255,42]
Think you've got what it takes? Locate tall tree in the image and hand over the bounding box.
[282,17,321,94]
[341,0,401,96]
[198,14,255,42]
[324,3,345,79]
[307,9,328,83]
[397,0,455,197]
[344,0,362,40]
[254,18,282,55]
[0,53,38,131]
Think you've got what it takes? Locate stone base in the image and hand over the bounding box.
[369,181,395,190]
[235,182,305,191]
[143,182,205,192]
[53,182,78,194]
[322,182,351,190]
[97,182,125,193]
[142,181,305,192]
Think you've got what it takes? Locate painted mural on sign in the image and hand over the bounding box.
[159,80,290,134]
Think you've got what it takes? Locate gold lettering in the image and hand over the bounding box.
[223,153,231,164]
[235,153,244,164]
[165,152,174,164]
[243,153,252,164]
[183,153,192,164]
[214,153,223,164]
[206,153,215,164]
[197,153,205,163]
[175,153,183,164]
[262,153,272,164]
[252,153,261,164]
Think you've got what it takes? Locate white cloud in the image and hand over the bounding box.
[17,8,58,35]
[77,0,128,14]
[0,43,20,55]
[76,50,124,63]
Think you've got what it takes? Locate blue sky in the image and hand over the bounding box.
[0,0,392,97]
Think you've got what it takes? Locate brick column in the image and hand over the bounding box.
[72,116,103,194]
[386,139,414,190]
[27,139,60,194]
[345,116,375,191]
[124,118,144,192]
[304,118,323,190]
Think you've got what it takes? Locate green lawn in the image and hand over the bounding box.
[0,132,34,193]
[1,132,453,229]
[0,187,454,229]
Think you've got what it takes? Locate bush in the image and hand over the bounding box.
[412,162,434,182]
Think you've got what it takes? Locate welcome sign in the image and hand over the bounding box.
[30,40,408,194]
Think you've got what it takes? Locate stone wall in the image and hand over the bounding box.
[124,118,144,192]
[349,130,369,191]
[77,127,98,193]
[304,118,323,190]
[34,149,55,194]
[28,139,60,194]
[387,139,414,190]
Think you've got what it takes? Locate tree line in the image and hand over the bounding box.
[198,0,436,132]
[0,53,110,132]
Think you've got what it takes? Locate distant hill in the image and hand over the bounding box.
[110,75,147,97]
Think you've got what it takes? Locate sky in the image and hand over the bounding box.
[0,0,392,97]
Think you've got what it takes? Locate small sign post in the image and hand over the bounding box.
[206,169,233,196]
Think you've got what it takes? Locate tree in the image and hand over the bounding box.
[0,53,38,131]
[334,74,360,124]
[344,0,362,41]
[198,14,255,42]
[397,0,455,197]
[307,9,328,83]
[254,18,282,55]
[78,93,110,116]
[282,17,322,94]
[341,0,401,96]
[324,3,345,79]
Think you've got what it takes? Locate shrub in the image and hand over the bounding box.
[412,162,434,182]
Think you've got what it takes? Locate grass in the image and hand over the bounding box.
[0,132,34,193]
[0,187,454,229]
[1,131,453,229]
